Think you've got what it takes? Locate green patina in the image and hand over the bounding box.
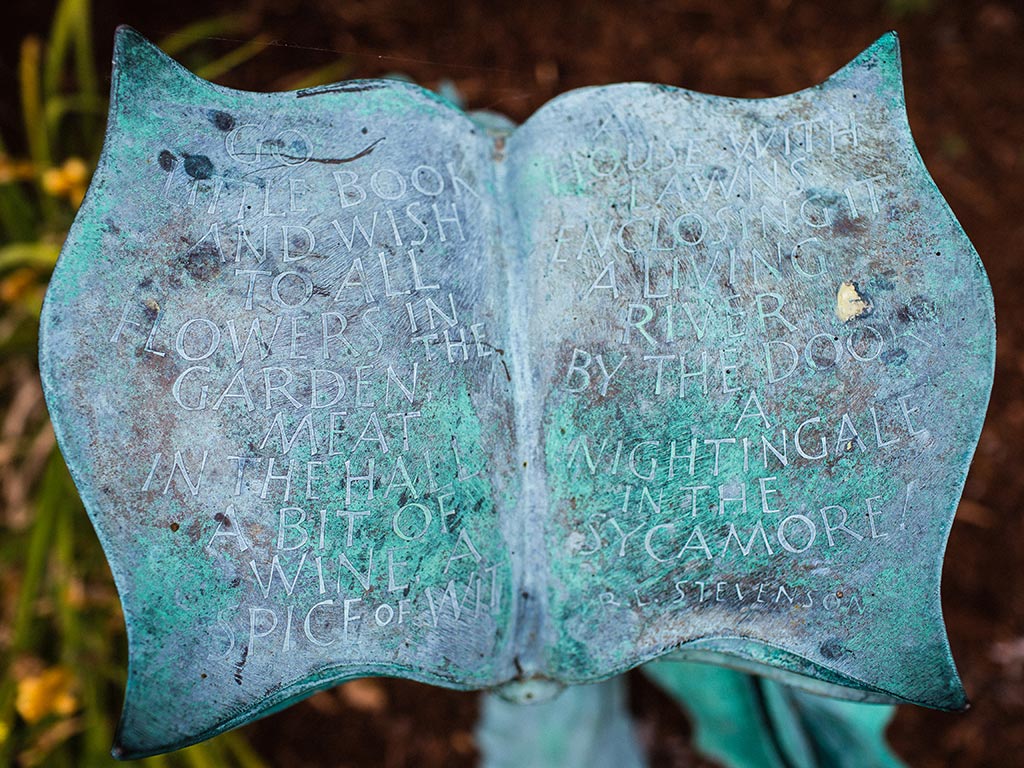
[39,27,992,758]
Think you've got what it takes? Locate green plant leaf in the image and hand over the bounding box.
[283,59,354,91]
[193,35,272,82]
[158,15,248,57]
[642,662,906,768]
[20,37,51,171]
[44,94,108,132]
[0,241,61,272]
[0,186,39,243]
[477,678,647,768]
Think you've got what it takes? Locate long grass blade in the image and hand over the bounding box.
[20,37,51,170]
[71,0,99,99]
[194,35,271,82]
[158,16,248,57]
[43,0,75,101]
[0,242,61,272]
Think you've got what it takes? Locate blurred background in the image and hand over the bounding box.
[0,0,1021,765]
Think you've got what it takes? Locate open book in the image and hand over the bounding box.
[39,28,994,757]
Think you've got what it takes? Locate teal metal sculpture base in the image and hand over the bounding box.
[476,665,906,768]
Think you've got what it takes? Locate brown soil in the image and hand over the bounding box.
[10,0,1024,765]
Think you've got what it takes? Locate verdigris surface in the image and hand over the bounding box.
[39,27,994,758]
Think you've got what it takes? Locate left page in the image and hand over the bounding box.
[39,28,518,757]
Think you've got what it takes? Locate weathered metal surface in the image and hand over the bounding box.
[643,660,905,767]
[38,28,994,758]
[479,677,645,768]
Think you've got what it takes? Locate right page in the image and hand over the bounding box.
[505,33,993,709]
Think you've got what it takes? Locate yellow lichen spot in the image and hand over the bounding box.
[836,280,871,322]
[15,667,79,724]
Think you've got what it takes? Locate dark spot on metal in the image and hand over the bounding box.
[234,646,248,685]
[907,295,936,321]
[211,111,235,131]
[881,347,908,366]
[871,276,895,291]
[296,82,388,97]
[831,212,865,236]
[707,165,729,182]
[183,154,213,180]
[675,219,703,243]
[176,241,222,282]
[820,638,845,659]
[268,138,385,168]
[200,673,207,679]
[169,522,180,532]
[809,342,837,368]
[158,150,175,171]
[214,512,230,526]
[361,127,368,134]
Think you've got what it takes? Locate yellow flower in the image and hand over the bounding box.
[0,156,13,184]
[15,667,79,724]
[40,157,90,203]
[61,157,88,186]
[41,167,69,196]
[0,267,37,304]
[68,185,86,209]
[0,156,36,184]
